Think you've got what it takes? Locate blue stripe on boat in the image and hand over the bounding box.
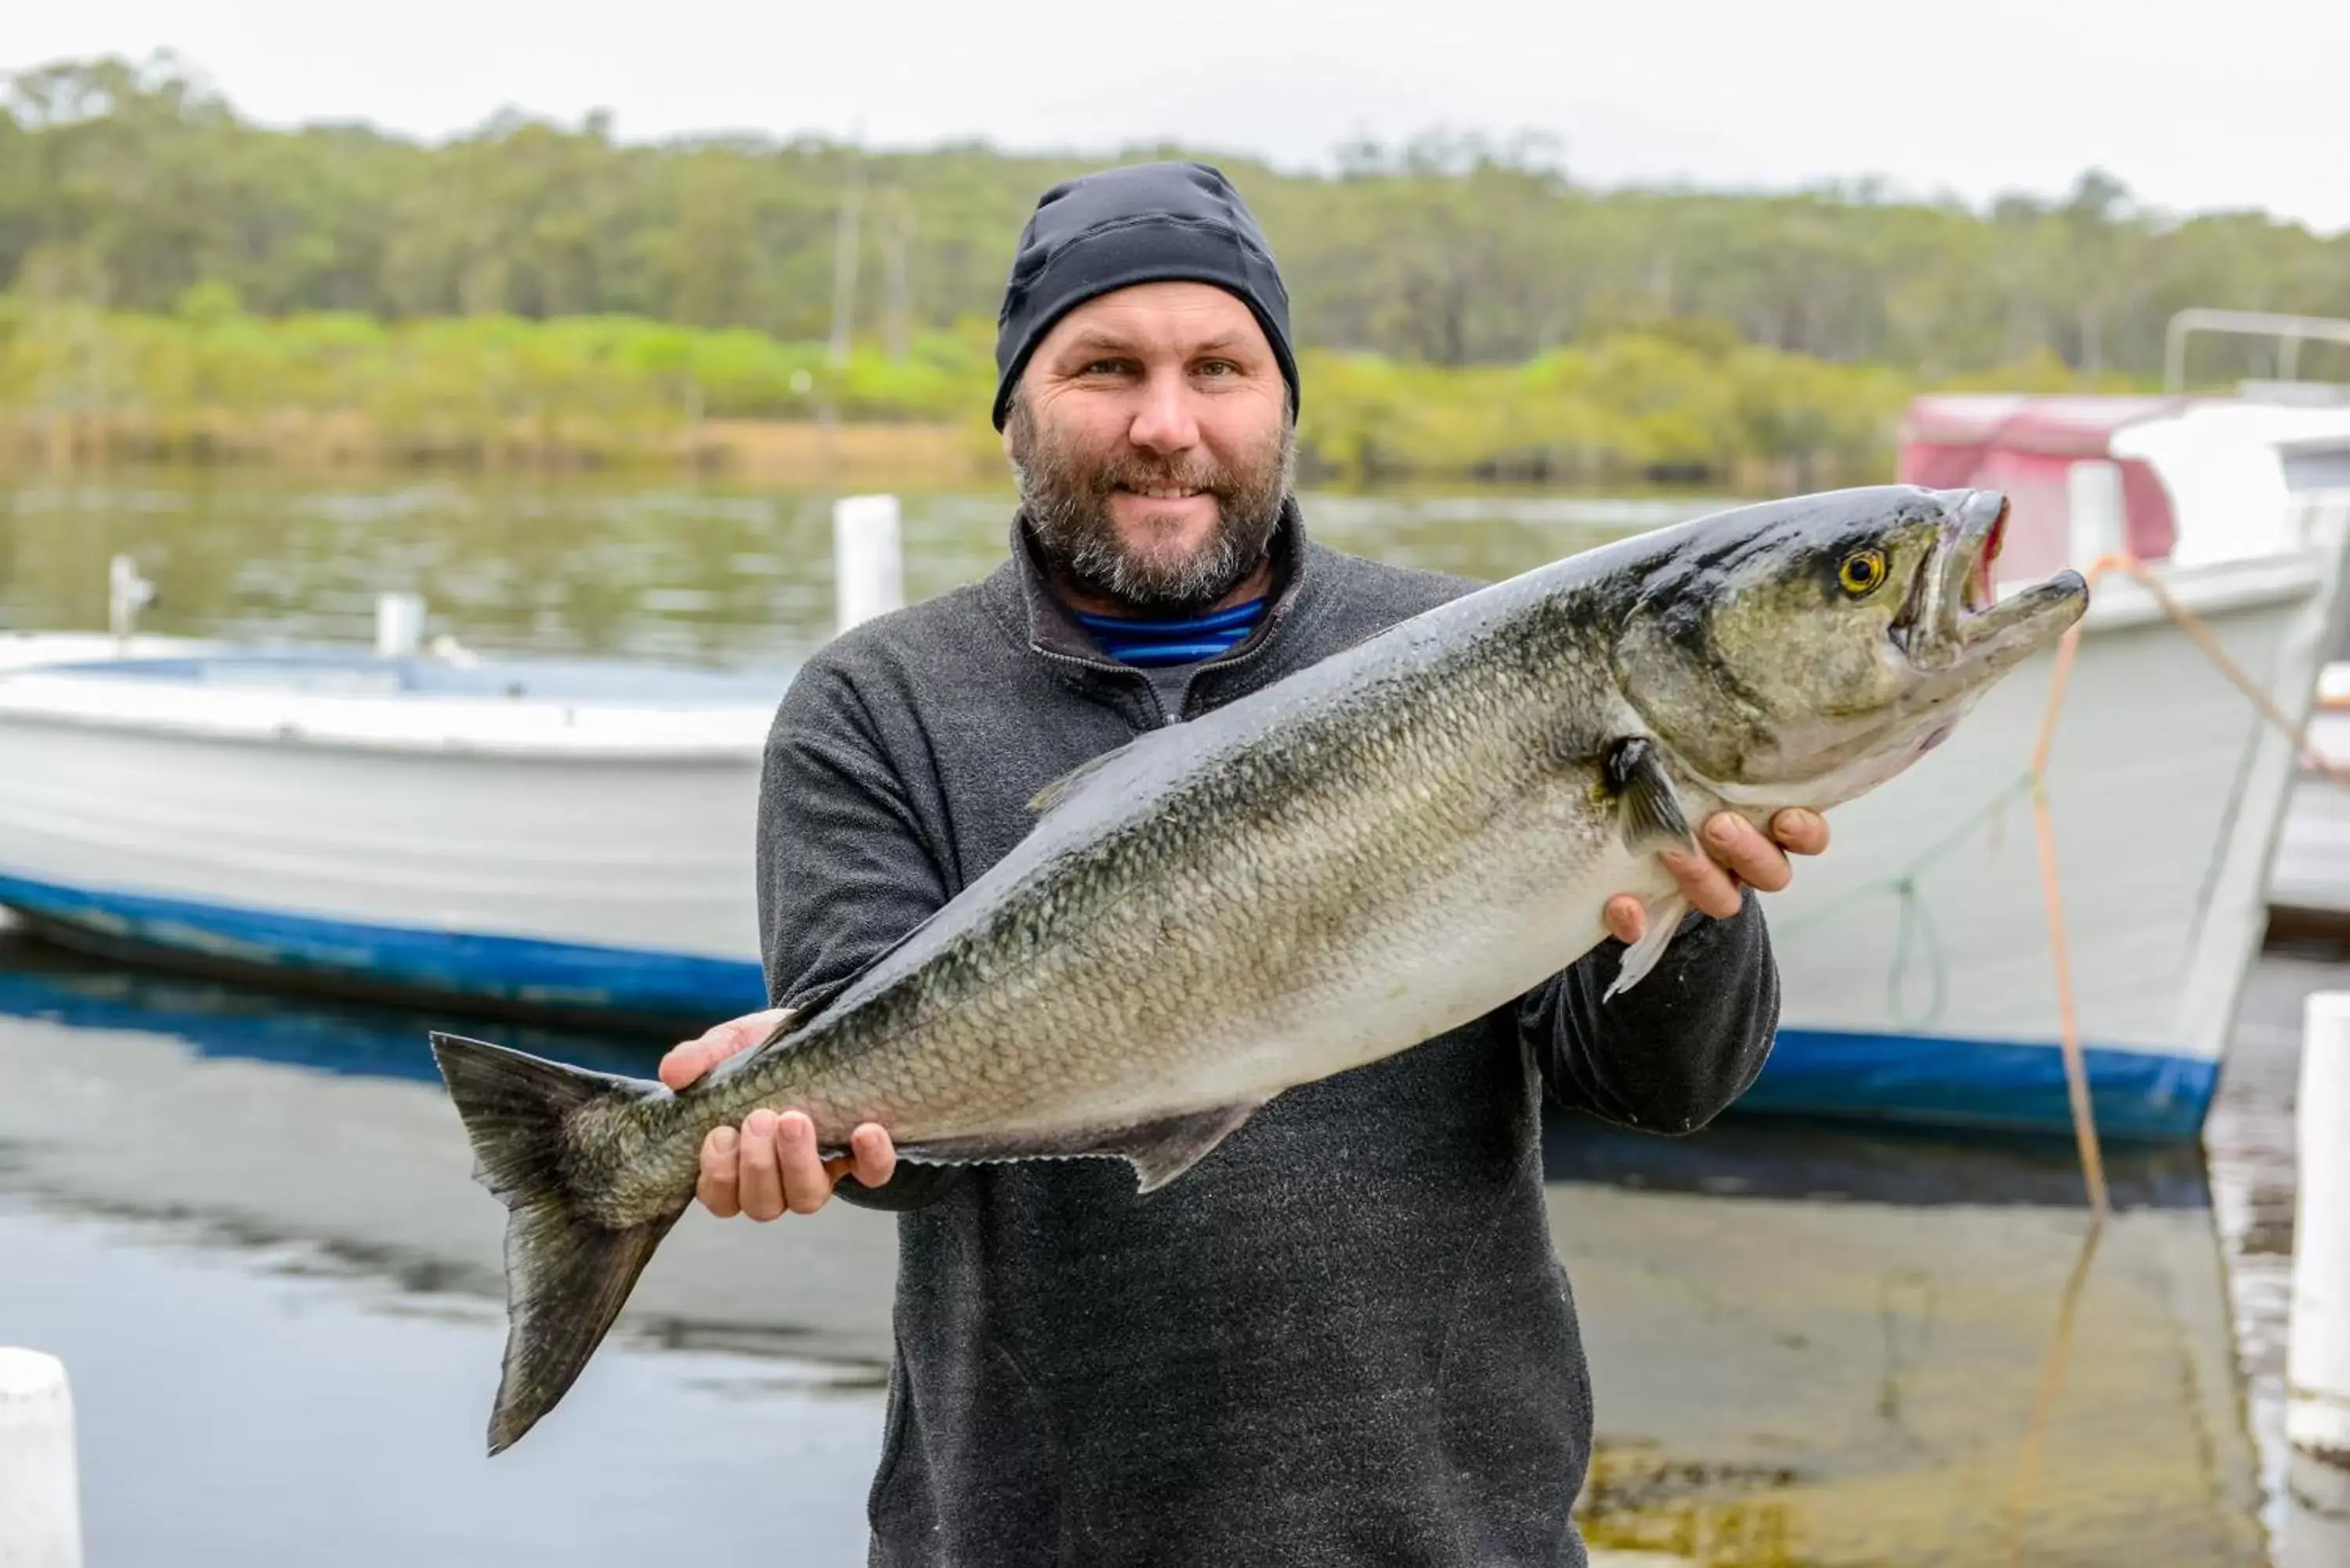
[0,872,2222,1139]
[1741,1027,2218,1142]
[0,873,769,1022]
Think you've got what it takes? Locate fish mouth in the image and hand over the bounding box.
[1902,489,2088,676]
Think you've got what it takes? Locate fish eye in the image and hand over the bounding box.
[1838,549,1888,597]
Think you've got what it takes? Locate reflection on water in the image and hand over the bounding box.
[0,926,2313,1565]
[1546,1108,2213,1212]
[0,926,668,1085]
[1549,1118,2265,1565]
[0,1199,884,1568]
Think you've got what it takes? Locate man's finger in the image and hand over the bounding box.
[1603,894,1646,946]
[1664,847,1746,919]
[737,1109,785,1222]
[1700,815,1791,895]
[660,1041,714,1093]
[659,1006,794,1092]
[1770,807,1830,857]
[849,1123,897,1189]
[777,1111,836,1215]
[697,1125,742,1219]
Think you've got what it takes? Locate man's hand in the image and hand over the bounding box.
[658,1007,897,1221]
[1603,807,1829,946]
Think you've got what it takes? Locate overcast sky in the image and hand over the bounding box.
[13,0,2348,233]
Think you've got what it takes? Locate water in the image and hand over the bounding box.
[0,1202,885,1566]
[0,471,2335,1563]
[0,928,2317,1564]
[0,474,1717,665]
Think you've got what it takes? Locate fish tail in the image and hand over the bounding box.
[428,1031,686,1455]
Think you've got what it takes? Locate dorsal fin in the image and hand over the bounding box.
[1028,746,1127,815]
[1028,723,1192,816]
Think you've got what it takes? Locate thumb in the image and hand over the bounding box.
[660,1006,794,1091]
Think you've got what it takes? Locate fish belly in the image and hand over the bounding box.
[849,792,1677,1148]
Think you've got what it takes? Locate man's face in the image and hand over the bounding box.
[1006,281,1293,614]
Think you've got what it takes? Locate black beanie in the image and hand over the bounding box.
[991,161,1299,431]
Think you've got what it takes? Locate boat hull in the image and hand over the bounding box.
[0,870,768,1024]
[1739,1028,2216,1142]
[0,654,778,1024]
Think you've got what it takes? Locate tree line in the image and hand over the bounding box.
[2,53,2345,485]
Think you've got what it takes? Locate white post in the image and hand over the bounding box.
[2292,994,2350,1474]
[0,1348,83,1568]
[833,494,904,636]
[105,555,154,646]
[374,591,426,659]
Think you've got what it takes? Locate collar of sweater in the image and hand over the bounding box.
[998,497,1312,675]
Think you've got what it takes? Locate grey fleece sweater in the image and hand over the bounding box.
[754,504,1780,1567]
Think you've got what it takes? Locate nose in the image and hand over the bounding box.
[1126,370,1202,457]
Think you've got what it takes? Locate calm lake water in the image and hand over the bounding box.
[0,472,1724,667]
[0,471,2340,1565]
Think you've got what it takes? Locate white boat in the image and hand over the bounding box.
[0,649,786,1022]
[0,519,912,1023]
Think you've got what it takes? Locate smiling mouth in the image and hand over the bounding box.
[1119,486,1208,502]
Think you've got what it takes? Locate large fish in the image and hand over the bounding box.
[430,485,2087,1452]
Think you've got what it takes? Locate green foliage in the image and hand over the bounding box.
[2,54,2341,480]
[0,295,2138,483]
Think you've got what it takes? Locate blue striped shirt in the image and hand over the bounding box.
[1071,598,1267,667]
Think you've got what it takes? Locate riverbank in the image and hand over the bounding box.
[3,301,2131,490]
[0,410,1002,490]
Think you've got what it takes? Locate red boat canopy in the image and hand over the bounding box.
[1898,394,2187,579]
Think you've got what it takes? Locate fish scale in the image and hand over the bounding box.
[428,482,2088,1453]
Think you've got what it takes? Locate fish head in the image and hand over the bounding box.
[1610,486,2088,803]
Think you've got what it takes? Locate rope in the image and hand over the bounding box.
[2029,549,2345,1222]
[1773,772,2034,1028]
[2028,587,2109,1223]
[2004,1222,2106,1565]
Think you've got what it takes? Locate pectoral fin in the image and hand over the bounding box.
[894,1100,1264,1193]
[1600,736,1698,1000]
[1604,892,1690,1000]
[1604,735,1694,854]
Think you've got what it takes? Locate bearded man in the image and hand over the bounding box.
[659,161,1827,1566]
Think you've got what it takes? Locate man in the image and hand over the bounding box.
[660,161,1824,1566]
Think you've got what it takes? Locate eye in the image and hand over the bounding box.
[1838,548,1888,597]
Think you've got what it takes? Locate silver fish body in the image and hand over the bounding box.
[431,483,2088,1452]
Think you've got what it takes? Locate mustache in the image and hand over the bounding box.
[1086,456,1235,497]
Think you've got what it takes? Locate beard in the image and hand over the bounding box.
[1007,396,1294,615]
